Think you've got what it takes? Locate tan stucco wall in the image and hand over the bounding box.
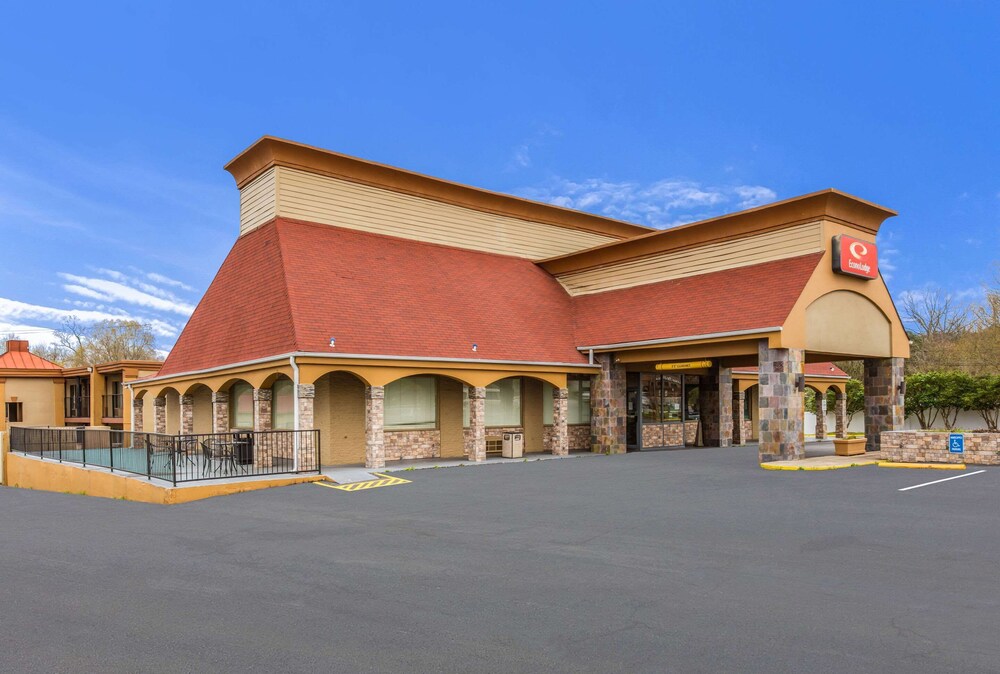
[4,453,320,503]
[192,389,213,434]
[438,378,465,459]
[523,379,544,453]
[805,290,891,357]
[5,377,58,427]
[316,372,365,465]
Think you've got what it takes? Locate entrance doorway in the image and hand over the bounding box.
[626,372,701,451]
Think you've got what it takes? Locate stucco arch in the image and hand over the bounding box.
[300,365,372,387]
[805,290,892,358]
[480,372,566,389]
[259,372,293,389]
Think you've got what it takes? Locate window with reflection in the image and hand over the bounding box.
[272,379,295,430]
[229,382,254,430]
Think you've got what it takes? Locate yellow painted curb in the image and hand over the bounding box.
[761,461,878,471]
[877,461,967,470]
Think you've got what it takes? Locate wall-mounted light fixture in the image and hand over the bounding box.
[795,374,806,393]
[898,380,906,396]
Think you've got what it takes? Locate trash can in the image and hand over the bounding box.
[232,432,255,465]
[502,432,524,458]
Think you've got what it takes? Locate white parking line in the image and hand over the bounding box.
[899,470,986,492]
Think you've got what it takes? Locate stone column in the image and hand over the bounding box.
[552,387,569,456]
[863,357,905,453]
[757,340,805,462]
[468,386,486,462]
[699,365,733,447]
[153,396,167,434]
[732,390,745,445]
[211,391,229,434]
[179,395,194,435]
[834,390,848,439]
[253,388,272,432]
[251,388,273,468]
[814,392,828,440]
[590,354,626,454]
[132,398,144,435]
[365,385,385,470]
[296,384,316,469]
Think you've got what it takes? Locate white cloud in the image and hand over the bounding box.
[146,272,195,292]
[59,273,195,316]
[519,177,778,228]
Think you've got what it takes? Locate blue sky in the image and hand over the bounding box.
[1,1,997,353]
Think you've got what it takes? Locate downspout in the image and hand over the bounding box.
[290,355,300,471]
[588,348,594,365]
[126,383,134,433]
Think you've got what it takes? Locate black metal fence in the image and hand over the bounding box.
[9,426,321,485]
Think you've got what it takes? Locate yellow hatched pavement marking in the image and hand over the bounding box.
[314,473,411,492]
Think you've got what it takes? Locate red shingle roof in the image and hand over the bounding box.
[158,221,826,378]
[157,219,587,376]
[734,362,850,378]
[0,340,61,371]
[572,254,823,348]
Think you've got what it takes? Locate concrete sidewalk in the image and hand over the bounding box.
[321,450,591,484]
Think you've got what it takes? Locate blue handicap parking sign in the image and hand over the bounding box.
[949,433,965,453]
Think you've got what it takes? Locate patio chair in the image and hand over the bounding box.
[200,440,236,477]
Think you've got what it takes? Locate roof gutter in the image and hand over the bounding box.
[576,327,783,352]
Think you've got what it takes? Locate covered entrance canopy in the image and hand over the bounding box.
[542,189,909,462]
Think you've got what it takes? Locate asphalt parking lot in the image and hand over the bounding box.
[1,447,998,673]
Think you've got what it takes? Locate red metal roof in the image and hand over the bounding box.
[157,219,587,376]
[0,340,62,371]
[572,254,823,348]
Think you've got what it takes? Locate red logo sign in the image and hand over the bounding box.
[832,234,878,280]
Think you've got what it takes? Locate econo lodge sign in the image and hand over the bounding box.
[831,234,878,280]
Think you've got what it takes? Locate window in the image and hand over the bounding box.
[684,377,700,420]
[542,377,592,425]
[568,377,591,424]
[486,378,521,426]
[5,402,23,423]
[641,373,683,422]
[229,382,254,430]
[272,379,295,430]
[385,376,437,430]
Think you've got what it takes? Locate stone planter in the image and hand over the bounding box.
[833,437,867,456]
[881,431,1000,465]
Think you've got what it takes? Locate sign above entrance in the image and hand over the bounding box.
[832,234,878,280]
[655,360,713,371]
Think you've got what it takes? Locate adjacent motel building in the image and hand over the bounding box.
[0,340,160,437]
[127,137,908,469]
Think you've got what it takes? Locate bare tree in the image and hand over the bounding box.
[902,289,969,337]
[0,332,17,353]
[53,318,160,367]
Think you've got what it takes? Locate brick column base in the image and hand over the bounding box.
[211,392,229,434]
[863,357,905,452]
[365,386,385,469]
[834,391,848,439]
[296,384,316,469]
[468,386,486,462]
[590,354,626,454]
[179,395,194,435]
[132,399,144,436]
[732,390,745,445]
[700,365,733,447]
[153,396,167,434]
[758,340,805,462]
[552,387,569,456]
[814,394,827,440]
